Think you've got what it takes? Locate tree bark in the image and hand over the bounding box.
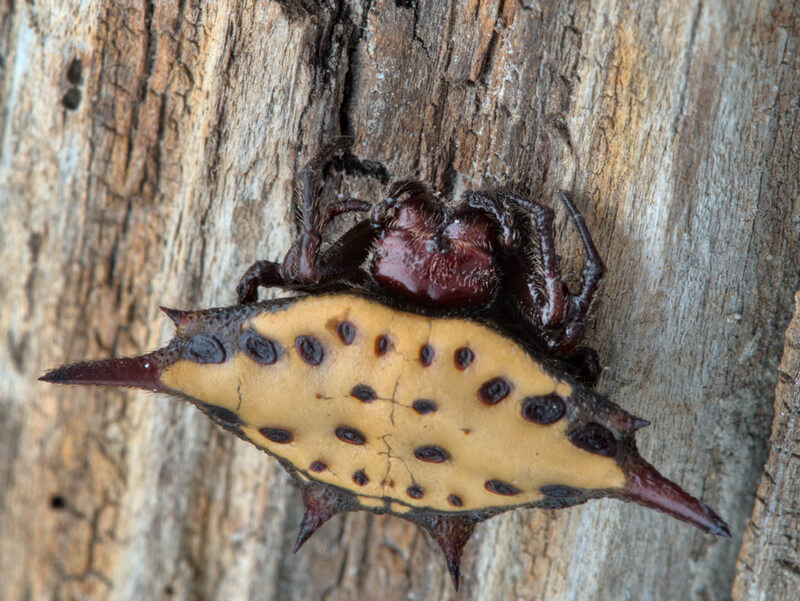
[732,292,800,601]
[1,1,798,600]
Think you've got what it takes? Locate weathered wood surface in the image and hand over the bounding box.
[732,292,800,601]
[1,1,798,600]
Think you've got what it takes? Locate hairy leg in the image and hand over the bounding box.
[236,140,375,302]
[541,192,606,353]
[459,189,605,356]
[558,191,605,319]
[237,261,284,304]
[460,190,569,328]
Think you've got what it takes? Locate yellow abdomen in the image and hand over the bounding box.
[160,294,625,514]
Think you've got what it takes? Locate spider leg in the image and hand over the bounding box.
[283,196,373,285]
[236,140,375,303]
[459,189,605,360]
[558,191,605,319]
[296,138,353,234]
[521,195,570,328]
[542,192,606,354]
[461,189,516,249]
[289,139,354,285]
[369,180,433,227]
[237,209,377,304]
[503,191,605,349]
[287,181,435,290]
[315,219,377,287]
[323,199,373,229]
[237,261,284,304]
[460,190,569,328]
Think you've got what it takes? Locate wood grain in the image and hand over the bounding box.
[1,1,798,600]
[732,292,800,601]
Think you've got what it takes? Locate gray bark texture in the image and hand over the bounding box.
[1,1,798,600]
[732,291,800,601]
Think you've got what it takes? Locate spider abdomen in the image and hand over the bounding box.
[159,294,623,513]
[42,292,730,589]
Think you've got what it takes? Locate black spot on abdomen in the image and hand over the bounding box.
[477,377,511,405]
[412,399,437,414]
[414,445,450,463]
[541,485,579,498]
[336,320,356,345]
[184,334,226,364]
[569,423,617,457]
[419,344,434,366]
[454,347,474,370]
[447,494,463,507]
[259,427,293,443]
[521,394,566,424]
[295,335,325,365]
[485,479,520,496]
[350,384,376,402]
[406,485,424,499]
[240,330,281,364]
[375,334,391,356]
[336,426,366,445]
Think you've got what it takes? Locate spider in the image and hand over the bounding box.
[237,140,605,384]
[43,142,729,591]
